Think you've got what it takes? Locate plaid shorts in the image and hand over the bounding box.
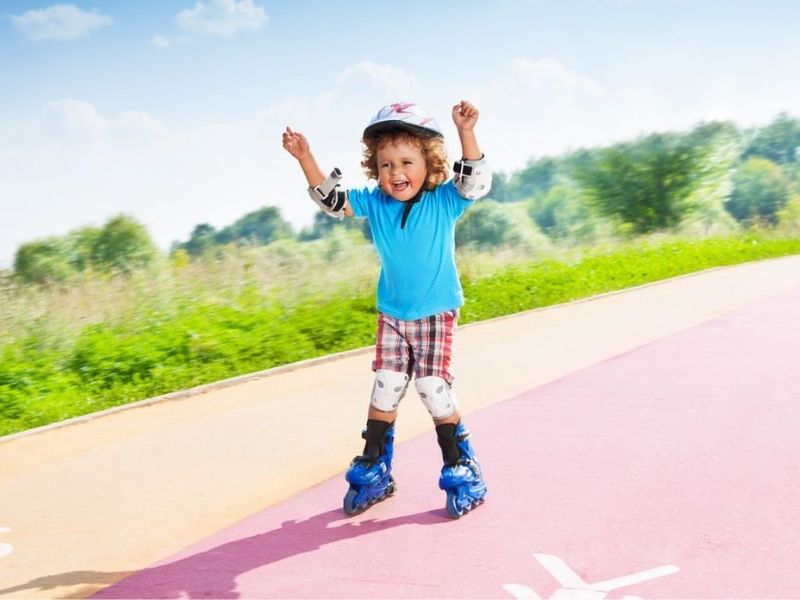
[372,310,459,384]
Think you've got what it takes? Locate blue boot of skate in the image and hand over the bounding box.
[343,420,396,515]
[437,421,487,518]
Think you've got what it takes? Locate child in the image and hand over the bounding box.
[282,101,491,518]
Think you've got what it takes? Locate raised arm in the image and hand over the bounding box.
[452,100,482,160]
[282,127,325,187]
[451,101,491,200]
[282,126,353,218]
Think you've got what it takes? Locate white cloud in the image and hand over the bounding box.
[150,34,189,48]
[37,101,164,143]
[112,111,167,140]
[151,35,171,48]
[263,62,420,136]
[177,0,268,36]
[336,61,420,101]
[11,4,112,41]
[0,61,427,268]
[509,58,604,98]
[40,98,110,138]
[458,57,615,169]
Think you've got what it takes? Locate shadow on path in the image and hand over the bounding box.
[0,571,132,600]
[1,506,450,600]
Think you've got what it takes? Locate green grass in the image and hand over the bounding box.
[461,234,800,321]
[2,232,799,437]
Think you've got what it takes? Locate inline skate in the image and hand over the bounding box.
[437,421,487,518]
[343,419,396,515]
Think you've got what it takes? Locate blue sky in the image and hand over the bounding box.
[1,0,799,267]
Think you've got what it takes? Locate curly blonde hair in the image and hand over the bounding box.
[361,130,449,191]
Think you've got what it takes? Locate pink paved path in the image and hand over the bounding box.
[96,286,800,599]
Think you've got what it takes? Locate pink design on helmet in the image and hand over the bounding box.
[364,102,442,139]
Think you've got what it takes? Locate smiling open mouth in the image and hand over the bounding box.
[392,181,410,192]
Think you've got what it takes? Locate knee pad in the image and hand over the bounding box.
[370,369,409,413]
[415,376,459,419]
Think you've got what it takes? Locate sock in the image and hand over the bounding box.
[435,421,461,465]
[363,419,392,459]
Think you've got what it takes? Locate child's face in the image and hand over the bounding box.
[376,138,428,202]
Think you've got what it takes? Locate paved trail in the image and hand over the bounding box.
[95,284,800,599]
[2,256,800,599]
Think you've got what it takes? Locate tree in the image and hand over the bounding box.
[65,226,101,271]
[14,226,102,283]
[496,157,560,203]
[743,113,800,165]
[182,223,218,257]
[680,121,743,234]
[725,157,792,225]
[777,194,800,232]
[572,130,718,233]
[512,157,558,199]
[455,200,525,249]
[528,184,598,240]
[488,171,512,202]
[91,215,159,272]
[216,207,293,246]
[13,216,158,282]
[298,211,366,241]
[13,238,75,284]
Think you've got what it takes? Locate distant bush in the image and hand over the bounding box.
[13,215,157,283]
[175,207,295,256]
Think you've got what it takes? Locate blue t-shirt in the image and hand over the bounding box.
[347,180,473,321]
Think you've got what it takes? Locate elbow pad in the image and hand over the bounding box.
[308,168,348,219]
[453,155,492,200]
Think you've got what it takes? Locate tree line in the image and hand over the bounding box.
[492,112,800,238]
[10,112,800,284]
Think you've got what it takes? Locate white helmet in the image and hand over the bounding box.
[363,102,443,140]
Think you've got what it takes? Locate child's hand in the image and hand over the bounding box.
[282,127,311,160]
[452,100,479,131]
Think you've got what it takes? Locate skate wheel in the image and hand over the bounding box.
[343,488,362,515]
[445,491,465,519]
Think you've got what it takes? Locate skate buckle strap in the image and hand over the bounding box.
[352,454,379,466]
[469,460,482,478]
[455,456,482,476]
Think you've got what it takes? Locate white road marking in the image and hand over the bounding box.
[504,553,680,600]
[0,527,12,558]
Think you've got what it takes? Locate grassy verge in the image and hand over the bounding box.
[2,233,799,437]
[461,234,800,321]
